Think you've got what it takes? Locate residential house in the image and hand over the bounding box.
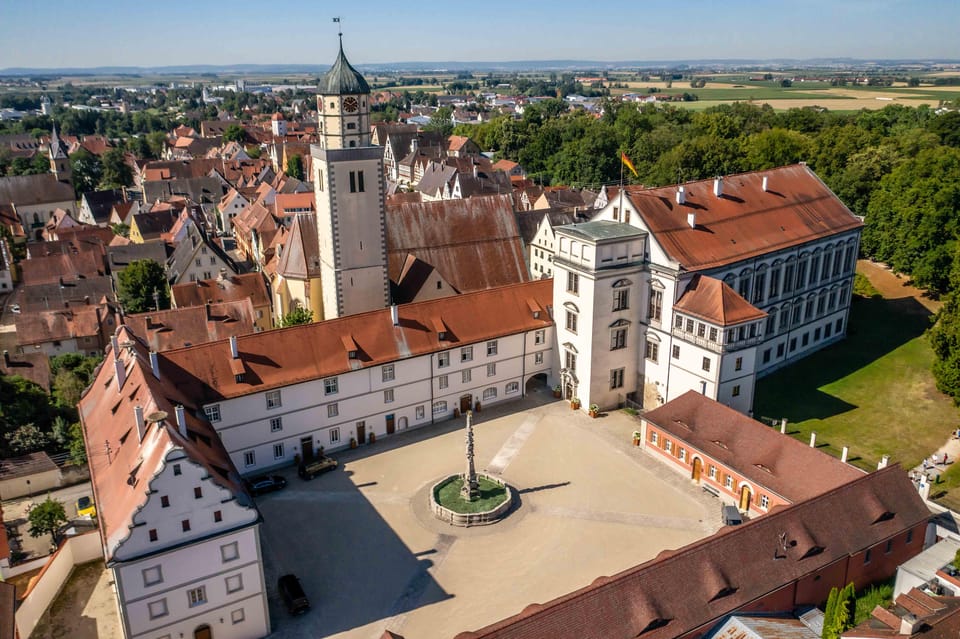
[523,208,579,279]
[15,300,114,356]
[165,224,238,287]
[272,213,323,325]
[78,189,125,226]
[171,272,271,333]
[217,188,250,237]
[124,300,258,351]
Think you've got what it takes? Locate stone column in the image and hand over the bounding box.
[461,410,479,500]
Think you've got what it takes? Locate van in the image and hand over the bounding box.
[298,456,337,480]
[278,574,310,615]
[721,505,743,526]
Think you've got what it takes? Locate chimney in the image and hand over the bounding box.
[841,446,849,463]
[111,335,120,358]
[115,358,126,393]
[410,138,419,153]
[390,304,399,326]
[780,418,787,434]
[809,431,816,448]
[687,212,696,229]
[230,335,239,359]
[473,163,478,179]
[2,350,9,367]
[149,351,160,379]
[175,404,188,439]
[218,268,227,282]
[713,177,724,198]
[675,186,686,205]
[879,454,890,470]
[762,176,769,192]
[134,405,146,442]
[900,613,920,636]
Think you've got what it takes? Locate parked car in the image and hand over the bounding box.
[76,496,96,518]
[244,475,287,496]
[278,574,310,615]
[298,456,337,480]
[721,504,743,526]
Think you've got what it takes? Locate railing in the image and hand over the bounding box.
[430,474,513,527]
[671,329,725,353]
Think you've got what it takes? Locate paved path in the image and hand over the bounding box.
[532,504,714,533]
[485,412,539,475]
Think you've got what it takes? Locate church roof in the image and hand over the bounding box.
[49,124,68,160]
[319,44,370,95]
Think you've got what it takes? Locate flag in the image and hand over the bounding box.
[332,17,340,22]
[621,152,638,178]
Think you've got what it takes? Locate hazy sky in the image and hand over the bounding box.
[1,0,958,68]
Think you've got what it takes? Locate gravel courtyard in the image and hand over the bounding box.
[257,389,721,639]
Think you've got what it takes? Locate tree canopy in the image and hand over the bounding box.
[280,305,313,327]
[117,259,170,314]
[28,498,68,546]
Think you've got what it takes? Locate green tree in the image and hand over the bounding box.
[6,423,48,455]
[0,374,53,443]
[69,148,102,196]
[52,368,86,410]
[426,106,454,136]
[286,154,304,180]
[99,147,133,189]
[146,131,168,158]
[223,124,245,143]
[50,415,70,447]
[28,498,68,545]
[111,223,130,238]
[822,587,839,639]
[117,259,170,313]
[743,128,813,170]
[69,422,87,465]
[280,305,313,327]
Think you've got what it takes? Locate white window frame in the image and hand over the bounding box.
[535,352,544,365]
[142,566,163,587]
[462,369,471,383]
[384,389,394,403]
[665,440,673,453]
[760,494,770,509]
[725,475,734,490]
[324,377,339,395]
[483,387,497,400]
[416,405,425,419]
[461,346,473,362]
[382,364,395,382]
[265,390,281,409]
[650,432,659,445]
[438,352,450,367]
[534,330,545,345]
[221,541,239,562]
[273,443,284,459]
[329,427,340,443]
[225,574,243,594]
[148,599,168,619]
[506,381,519,394]
[438,374,448,389]
[270,417,282,432]
[204,404,221,423]
[487,363,496,377]
[709,465,717,480]
[487,341,498,356]
[231,609,245,624]
[243,451,255,467]
[432,401,447,415]
[187,586,207,608]
[328,403,339,418]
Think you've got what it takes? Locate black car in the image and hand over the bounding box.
[278,574,310,615]
[245,475,287,496]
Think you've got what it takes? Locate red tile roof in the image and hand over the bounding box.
[124,300,257,352]
[643,391,864,503]
[0,350,51,390]
[15,304,108,347]
[276,214,321,279]
[21,250,106,286]
[161,279,552,402]
[623,164,862,272]
[674,275,767,326]
[458,466,929,639]
[844,589,960,639]
[171,272,270,310]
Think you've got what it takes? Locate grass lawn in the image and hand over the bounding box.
[753,272,957,473]
[434,476,508,514]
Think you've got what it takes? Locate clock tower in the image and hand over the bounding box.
[312,39,390,320]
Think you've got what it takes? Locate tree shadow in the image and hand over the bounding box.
[754,294,931,423]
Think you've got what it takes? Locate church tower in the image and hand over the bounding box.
[312,37,390,320]
[49,124,72,187]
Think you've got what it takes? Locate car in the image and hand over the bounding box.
[10,304,20,314]
[721,504,743,526]
[76,496,96,518]
[244,475,287,496]
[278,574,310,615]
[298,456,337,480]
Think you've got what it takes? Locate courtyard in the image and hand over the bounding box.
[257,388,722,639]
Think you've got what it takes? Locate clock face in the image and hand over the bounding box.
[343,97,359,113]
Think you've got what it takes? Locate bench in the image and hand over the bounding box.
[702,484,721,498]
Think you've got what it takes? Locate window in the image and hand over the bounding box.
[685,319,695,333]
[697,323,706,338]
[348,170,365,193]
[221,541,239,562]
[648,288,663,321]
[438,352,450,367]
[438,375,449,389]
[329,427,340,444]
[650,432,659,445]
[665,440,673,453]
[214,510,222,522]
[149,529,158,542]
[769,268,780,297]
[328,403,339,418]
[173,464,181,476]
[483,387,497,400]
[864,549,871,564]
[732,385,741,397]
[675,315,684,330]
[709,327,718,342]
[802,332,809,347]
[384,389,394,403]
[735,357,742,371]
[487,341,498,356]
[907,529,914,544]
[506,381,519,394]
[462,369,472,383]
[382,364,395,382]
[160,495,170,508]
[835,318,843,333]
[243,451,255,467]
[195,258,202,267]
[416,405,425,419]
[709,465,717,480]
[534,330,545,345]
[672,345,680,359]
[204,404,221,423]
[724,475,734,490]
[182,519,191,532]
[753,273,766,303]
[432,401,448,415]
[535,352,544,365]
[645,340,659,363]
[825,323,833,338]
[461,346,473,362]
[266,390,281,409]
[273,443,284,459]
[783,263,795,293]
[564,350,577,371]
[679,448,687,462]
[885,539,893,554]
[187,586,207,608]
[790,337,797,352]
[610,328,627,350]
[487,363,496,376]
[567,272,579,294]
[324,377,339,394]
[194,486,202,499]
[763,349,771,364]
[231,609,245,624]
[143,566,163,587]
[613,288,629,311]
[702,357,711,372]
[565,310,578,333]
[226,574,243,594]
[610,368,624,390]
[148,599,168,619]
[270,417,282,432]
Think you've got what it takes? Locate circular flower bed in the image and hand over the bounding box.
[430,474,513,526]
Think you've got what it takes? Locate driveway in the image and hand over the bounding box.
[257,390,719,639]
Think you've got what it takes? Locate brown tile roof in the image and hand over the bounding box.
[623,165,863,272]
[14,275,115,313]
[78,327,253,562]
[386,194,530,294]
[0,451,59,480]
[274,192,315,218]
[0,173,75,206]
[674,275,767,326]
[0,350,51,390]
[21,250,106,286]
[276,213,321,279]
[161,279,552,402]
[843,589,960,639]
[643,391,864,503]
[132,209,178,241]
[171,272,270,310]
[15,304,109,348]
[124,301,256,352]
[458,465,930,639]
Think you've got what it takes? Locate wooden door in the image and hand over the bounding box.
[195,626,212,639]
[386,414,395,435]
[356,422,366,445]
[300,436,314,461]
[692,458,702,482]
[460,394,472,413]
[739,485,751,511]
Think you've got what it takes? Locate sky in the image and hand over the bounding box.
[1,0,958,69]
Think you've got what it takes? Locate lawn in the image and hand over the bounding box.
[753,271,957,473]
[434,475,508,514]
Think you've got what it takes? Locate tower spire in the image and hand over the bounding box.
[333,16,342,48]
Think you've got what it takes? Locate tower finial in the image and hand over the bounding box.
[333,16,342,47]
